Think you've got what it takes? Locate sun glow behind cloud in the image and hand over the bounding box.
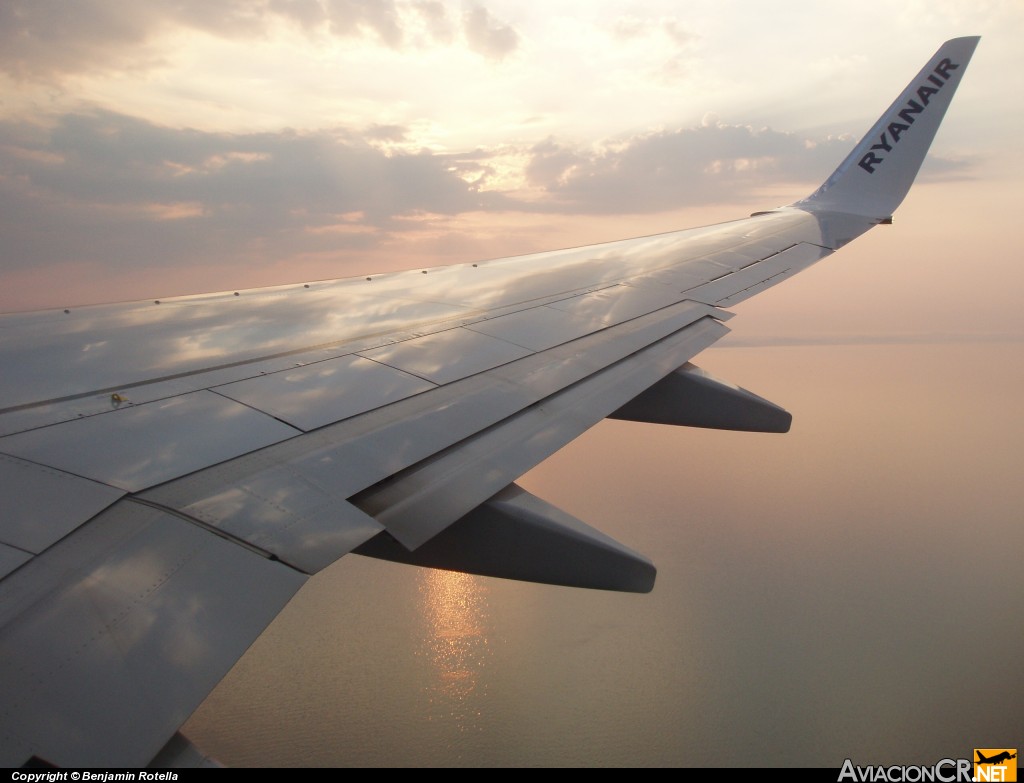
[0,1,1021,325]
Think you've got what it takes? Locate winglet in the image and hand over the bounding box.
[795,36,979,218]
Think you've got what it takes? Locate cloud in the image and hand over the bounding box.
[525,138,586,189]
[0,0,519,79]
[524,125,870,213]
[609,14,696,81]
[269,0,330,30]
[519,118,976,215]
[612,15,695,47]
[0,0,164,79]
[0,111,500,276]
[463,5,520,62]
[0,107,976,296]
[364,123,410,142]
[324,0,404,48]
[0,0,306,78]
[412,0,455,44]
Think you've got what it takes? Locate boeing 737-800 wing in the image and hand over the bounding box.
[0,37,978,767]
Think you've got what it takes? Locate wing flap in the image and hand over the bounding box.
[0,501,305,768]
[0,543,31,580]
[0,453,124,553]
[139,301,726,546]
[355,314,728,549]
[147,463,385,574]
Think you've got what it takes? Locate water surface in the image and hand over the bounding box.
[185,342,1024,766]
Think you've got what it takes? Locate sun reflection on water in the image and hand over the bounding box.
[417,569,491,731]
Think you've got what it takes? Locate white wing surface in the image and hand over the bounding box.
[0,37,979,767]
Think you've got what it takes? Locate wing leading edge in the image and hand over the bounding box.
[0,38,978,766]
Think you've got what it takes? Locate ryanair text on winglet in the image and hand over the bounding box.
[857,57,960,174]
[838,758,973,782]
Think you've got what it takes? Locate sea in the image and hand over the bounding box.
[184,342,1024,767]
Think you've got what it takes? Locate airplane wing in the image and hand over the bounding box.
[0,37,979,767]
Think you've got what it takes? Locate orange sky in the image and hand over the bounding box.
[1,1,1021,342]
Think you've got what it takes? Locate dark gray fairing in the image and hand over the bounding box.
[356,483,656,593]
[608,362,792,433]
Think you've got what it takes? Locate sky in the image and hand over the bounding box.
[1,0,1022,340]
